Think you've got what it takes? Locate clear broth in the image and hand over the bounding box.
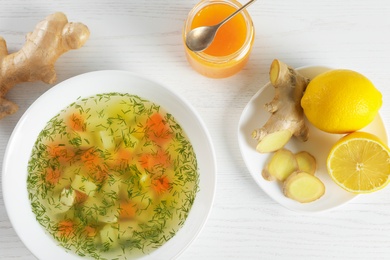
[27,92,199,259]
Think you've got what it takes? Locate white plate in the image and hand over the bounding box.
[2,71,217,259]
[238,66,388,213]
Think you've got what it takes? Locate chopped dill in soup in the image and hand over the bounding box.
[27,93,199,259]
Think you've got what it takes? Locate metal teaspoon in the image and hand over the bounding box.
[185,0,256,52]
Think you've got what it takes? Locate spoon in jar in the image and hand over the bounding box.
[185,0,256,52]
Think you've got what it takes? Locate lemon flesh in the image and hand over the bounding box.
[327,132,390,193]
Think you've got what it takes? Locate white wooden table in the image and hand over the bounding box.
[1,0,390,259]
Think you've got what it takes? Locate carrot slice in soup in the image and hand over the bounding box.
[154,149,171,168]
[47,144,74,163]
[81,148,103,170]
[84,225,97,237]
[145,113,172,144]
[152,175,171,195]
[119,201,137,219]
[139,153,154,171]
[80,148,108,182]
[45,168,61,185]
[139,150,170,171]
[113,148,132,167]
[93,170,110,183]
[57,220,74,238]
[68,112,85,131]
[75,190,88,203]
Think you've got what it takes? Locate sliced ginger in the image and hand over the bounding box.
[256,130,292,154]
[262,148,298,181]
[262,148,324,203]
[252,59,310,153]
[295,151,316,175]
[283,171,325,203]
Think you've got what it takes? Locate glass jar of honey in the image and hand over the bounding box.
[183,0,255,78]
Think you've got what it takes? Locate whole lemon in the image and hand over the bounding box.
[301,69,382,133]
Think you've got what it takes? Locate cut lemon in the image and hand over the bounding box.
[327,132,390,193]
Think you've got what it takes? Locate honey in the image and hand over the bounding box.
[183,0,255,78]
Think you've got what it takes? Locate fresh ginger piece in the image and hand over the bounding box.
[252,59,310,153]
[295,151,317,175]
[255,130,292,153]
[0,12,90,119]
[283,171,325,203]
[263,148,298,181]
[261,162,275,181]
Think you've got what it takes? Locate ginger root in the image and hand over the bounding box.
[252,59,310,153]
[0,12,90,119]
[283,171,325,203]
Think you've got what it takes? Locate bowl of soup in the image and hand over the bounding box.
[2,71,216,259]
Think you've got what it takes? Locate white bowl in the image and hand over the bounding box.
[2,71,217,259]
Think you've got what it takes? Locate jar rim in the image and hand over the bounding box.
[183,0,255,64]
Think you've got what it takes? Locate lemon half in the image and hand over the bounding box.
[327,132,390,193]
